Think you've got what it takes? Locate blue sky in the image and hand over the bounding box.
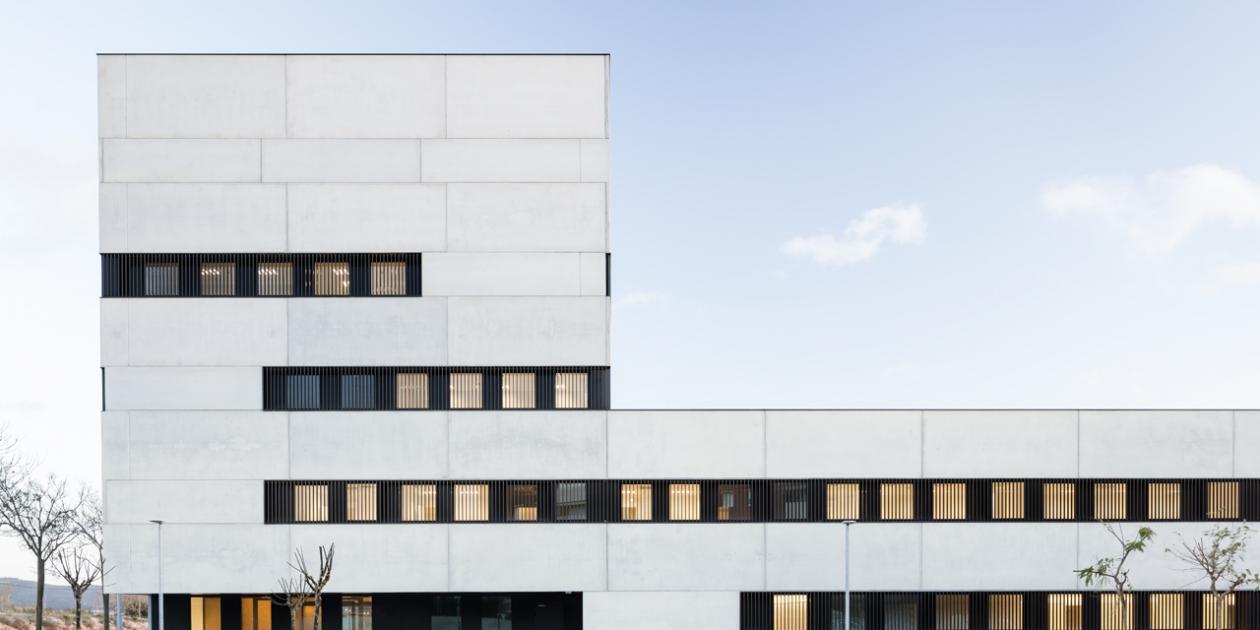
[2,0,1260,576]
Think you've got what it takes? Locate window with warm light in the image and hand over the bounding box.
[1094,483,1127,520]
[554,372,588,409]
[881,483,914,520]
[508,484,538,521]
[621,483,652,521]
[773,594,807,630]
[501,372,536,409]
[827,482,860,521]
[936,594,968,630]
[1150,593,1184,630]
[1100,593,1133,630]
[200,262,235,296]
[1048,594,1083,630]
[1044,482,1075,520]
[450,373,483,409]
[401,484,437,522]
[294,484,328,522]
[992,481,1025,519]
[144,263,179,296]
[990,594,1023,630]
[314,261,350,296]
[241,597,271,630]
[257,262,293,296]
[1208,481,1240,519]
[669,483,700,521]
[370,261,406,296]
[718,483,752,521]
[1148,482,1181,520]
[932,483,966,520]
[454,484,489,521]
[396,373,429,409]
[190,596,222,630]
[1203,593,1235,630]
[346,483,377,522]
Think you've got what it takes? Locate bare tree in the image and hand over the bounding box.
[1167,524,1259,630]
[274,544,335,630]
[1076,523,1154,630]
[51,546,102,630]
[73,488,109,629]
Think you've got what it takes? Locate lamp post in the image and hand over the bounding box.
[150,520,164,630]
[843,520,856,630]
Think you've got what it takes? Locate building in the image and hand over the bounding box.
[99,54,1260,630]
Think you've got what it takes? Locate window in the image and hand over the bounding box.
[401,484,437,522]
[450,373,483,409]
[370,261,406,296]
[454,484,489,521]
[1094,483,1127,520]
[294,484,329,522]
[257,261,293,296]
[555,372,589,409]
[341,375,375,410]
[621,483,652,521]
[773,594,807,630]
[508,484,538,521]
[1208,481,1240,519]
[990,594,1023,630]
[241,597,271,630]
[144,263,179,296]
[827,483,860,521]
[669,483,700,521]
[200,262,235,296]
[1203,593,1235,630]
[501,372,536,409]
[396,373,429,409]
[346,483,377,522]
[932,483,966,520]
[1150,593,1183,630]
[718,483,752,521]
[432,596,460,630]
[298,603,320,630]
[314,262,350,296]
[342,596,371,630]
[884,595,918,630]
[880,483,914,520]
[479,595,511,630]
[556,482,587,521]
[935,594,968,630]
[1100,593,1133,630]
[286,375,320,410]
[774,481,808,520]
[1044,482,1075,520]
[190,596,222,630]
[1148,482,1181,520]
[992,482,1025,519]
[1048,594,1083,630]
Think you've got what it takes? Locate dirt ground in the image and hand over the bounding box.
[0,610,148,630]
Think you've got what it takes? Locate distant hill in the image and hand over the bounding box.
[0,578,103,611]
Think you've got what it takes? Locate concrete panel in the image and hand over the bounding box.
[287,184,446,252]
[99,184,127,250]
[584,592,739,630]
[449,524,606,591]
[1235,411,1260,477]
[103,139,261,183]
[125,55,285,138]
[105,367,261,411]
[448,411,606,479]
[766,523,923,591]
[286,55,445,138]
[287,298,448,365]
[126,411,287,479]
[115,523,290,593]
[262,139,421,183]
[100,299,129,366]
[122,299,286,366]
[766,411,923,478]
[1080,411,1234,477]
[608,524,764,591]
[848,523,922,591]
[447,183,606,252]
[580,139,610,182]
[102,523,141,593]
[608,411,764,478]
[1078,521,1219,590]
[446,55,605,138]
[923,410,1078,478]
[98,56,126,138]
[105,480,262,524]
[422,140,581,182]
[292,525,448,592]
[447,297,607,366]
[289,412,448,479]
[422,253,583,296]
[922,524,1077,590]
[101,412,130,480]
[123,183,287,252]
[579,253,607,296]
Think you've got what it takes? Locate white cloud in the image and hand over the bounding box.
[781,203,926,267]
[616,291,669,308]
[1042,164,1260,253]
[1206,261,1260,289]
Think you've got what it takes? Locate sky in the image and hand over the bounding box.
[2,0,1260,580]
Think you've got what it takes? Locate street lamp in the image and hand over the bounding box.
[843,520,856,630]
[150,520,164,630]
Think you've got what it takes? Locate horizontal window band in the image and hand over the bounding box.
[101,253,422,297]
[263,366,610,411]
[262,477,1260,524]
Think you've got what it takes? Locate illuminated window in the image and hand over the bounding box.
[1044,483,1075,520]
[450,373,483,409]
[508,484,538,521]
[241,597,271,630]
[880,483,914,520]
[1148,482,1181,520]
[990,594,1023,630]
[773,594,807,630]
[718,483,752,521]
[501,372,536,409]
[340,375,375,410]
[298,603,320,630]
[1150,593,1183,630]
[396,373,429,409]
[401,484,436,522]
[992,481,1025,519]
[556,482,588,521]
[257,261,293,296]
[554,372,589,409]
[1100,593,1133,630]
[621,483,652,521]
[1048,594,1083,630]
[346,483,377,522]
[190,596,222,630]
[314,261,350,296]
[200,262,235,296]
[932,483,966,520]
[1208,481,1240,519]
[1094,483,1127,520]
[294,484,328,522]
[936,594,968,630]
[144,263,179,296]
[1203,593,1236,629]
[669,483,700,521]
[454,484,489,521]
[370,261,406,296]
[774,481,808,520]
[827,483,860,521]
[286,375,320,410]
[342,595,372,630]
